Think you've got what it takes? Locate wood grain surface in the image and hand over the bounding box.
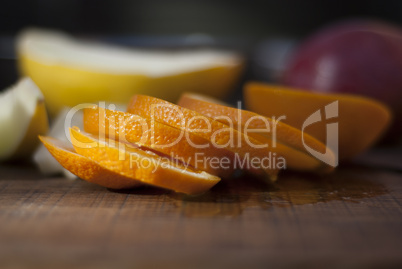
[1,162,402,269]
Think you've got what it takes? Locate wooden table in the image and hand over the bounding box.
[1,158,402,268]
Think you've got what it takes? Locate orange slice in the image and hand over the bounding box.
[39,136,142,189]
[178,92,336,171]
[69,127,221,194]
[83,106,236,177]
[244,82,392,160]
[127,95,280,180]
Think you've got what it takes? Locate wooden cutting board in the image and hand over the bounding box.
[1,159,402,268]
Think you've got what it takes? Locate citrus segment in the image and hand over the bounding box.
[127,95,280,180]
[70,127,221,194]
[244,82,392,160]
[83,106,236,177]
[39,136,142,189]
[178,92,335,171]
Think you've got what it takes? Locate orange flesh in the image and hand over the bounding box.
[127,95,280,180]
[83,106,236,177]
[39,136,142,189]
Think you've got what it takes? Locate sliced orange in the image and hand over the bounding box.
[127,95,280,180]
[69,127,221,194]
[178,92,336,171]
[244,82,392,160]
[39,136,142,189]
[83,105,236,177]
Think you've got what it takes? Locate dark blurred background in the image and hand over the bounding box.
[1,0,402,91]
[1,0,402,36]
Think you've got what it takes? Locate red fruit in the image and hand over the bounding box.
[282,20,402,141]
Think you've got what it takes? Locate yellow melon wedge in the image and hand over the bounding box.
[17,28,243,117]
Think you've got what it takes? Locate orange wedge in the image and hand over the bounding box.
[127,95,281,180]
[69,127,221,194]
[244,82,392,160]
[178,92,336,171]
[83,106,236,177]
[39,136,142,189]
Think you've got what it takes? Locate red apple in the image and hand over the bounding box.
[282,20,402,142]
